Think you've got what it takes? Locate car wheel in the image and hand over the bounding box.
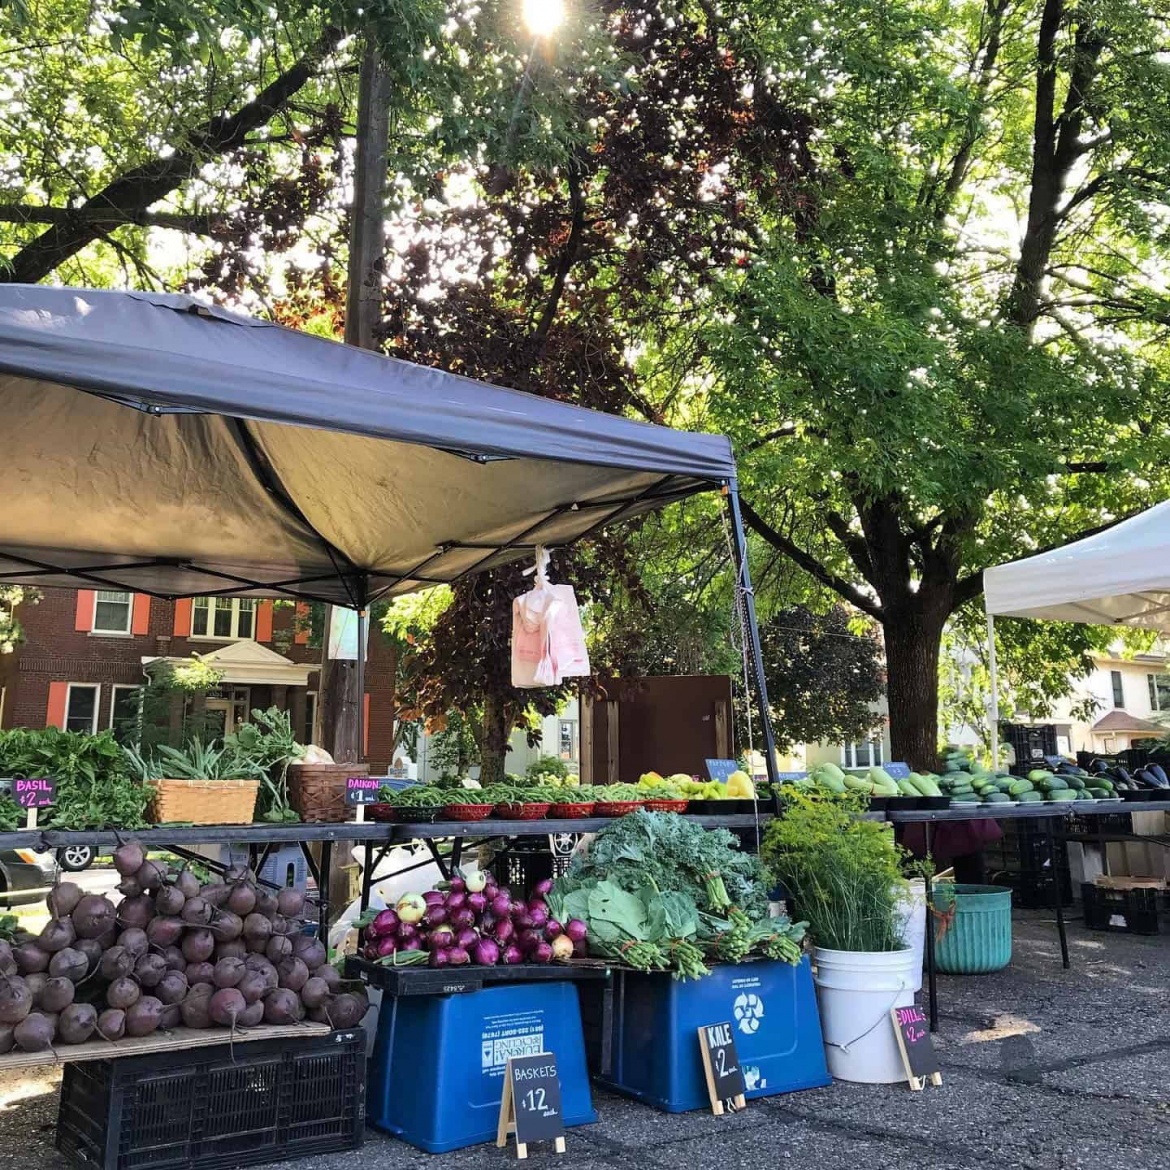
[57,845,95,872]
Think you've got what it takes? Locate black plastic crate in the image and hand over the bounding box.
[1065,810,1133,836]
[1082,883,1161,935]
[1004,723,1057,772]
[344,954,610,997]
[56,1029,365,1170]
[987,820,1072,908]
[492,839,574,898]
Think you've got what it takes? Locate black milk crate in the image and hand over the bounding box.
[492,836,575,898]
[1081,883,1161,935]
[988,820,1072,908]
[1065,810,1133,836]
[1004,723,1057,774]
[344,955,610,997]
[56,1029,364,1170]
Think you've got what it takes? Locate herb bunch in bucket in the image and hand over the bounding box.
[763,790,907,953]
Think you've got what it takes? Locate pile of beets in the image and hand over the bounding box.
[0,838,367,1053]
[362,873,587,967]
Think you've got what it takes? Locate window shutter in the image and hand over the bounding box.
[131,595,151,636]
[74,590,95,632]
[256,601,274,642]
[173,599,192,637]
[294,602,310,645]
[364,692,370,757]
[47,682,68,729]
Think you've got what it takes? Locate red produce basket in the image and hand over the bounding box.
[494,802,551,820]
[594,801,642,817]
[641,799,689,813]
[443,803,494,822]
[550,802,596,818]
[367,802,397,822]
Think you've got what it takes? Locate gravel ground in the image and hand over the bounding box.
[2,908,1167,1170]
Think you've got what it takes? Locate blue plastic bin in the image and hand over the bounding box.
[368,981,596,1152]
[594,956,829,1112]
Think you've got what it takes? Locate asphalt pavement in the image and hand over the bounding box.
[1,907,1167,1170]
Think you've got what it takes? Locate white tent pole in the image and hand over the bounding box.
[987,612,999,768]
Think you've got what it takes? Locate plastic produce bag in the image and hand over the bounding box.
[511,547,590,687]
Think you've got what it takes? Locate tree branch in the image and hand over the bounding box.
[0,25,342,285]
[531,162,585,354]
[745,425,797,451]
[738,496,884,619]
[0,203,230,235]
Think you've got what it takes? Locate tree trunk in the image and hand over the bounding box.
[480,691,510,784]
[883,607,948,771]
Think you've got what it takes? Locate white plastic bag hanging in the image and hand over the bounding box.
[511,546,590,688]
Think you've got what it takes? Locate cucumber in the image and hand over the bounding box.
[1028,769,1053,783]
[1039,776,1069,791]
[1008,779,1035,796]
[1046,788,1078,801]
[1087,787,1111,798]
[994,779,1016,792]
[950,794,981,803]
[982,792,1012,803]
[1016,790,1044,803]
[948,784,975,796]
[1065,775,1086,790]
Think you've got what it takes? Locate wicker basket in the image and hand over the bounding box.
[287,763,369,823]
[147,777,259,826]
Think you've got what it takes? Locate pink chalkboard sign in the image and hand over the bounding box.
[14,777,56,808]
[344,775,381,806]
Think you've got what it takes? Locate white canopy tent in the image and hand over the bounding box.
[983,500,1170,762]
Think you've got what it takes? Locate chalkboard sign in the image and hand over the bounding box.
[14,777,55,808]
[705,759,739,783]
[774,771,808,782]
[890,1005,942,1090]
[697,1021,747,1115]
[883,762,911,779]
[497,1052,565,1158]
[344,775,381,806]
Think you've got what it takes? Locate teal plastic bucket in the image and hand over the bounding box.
[932,883,1012,974]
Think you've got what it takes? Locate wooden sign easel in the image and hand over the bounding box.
[497,1053,566,1160]
[697,1022,746,1115]
[890,1005,942,1091]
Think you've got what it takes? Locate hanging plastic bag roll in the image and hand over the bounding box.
[511,546,590,688]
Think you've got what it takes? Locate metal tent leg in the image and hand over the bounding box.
[726,487,780,786]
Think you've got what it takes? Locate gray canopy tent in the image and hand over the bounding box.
[0,285,778,780]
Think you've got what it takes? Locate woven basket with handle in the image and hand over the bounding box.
[288,763,369,823]
[147,778,259,825]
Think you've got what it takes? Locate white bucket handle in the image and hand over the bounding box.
[823,978,909,1053]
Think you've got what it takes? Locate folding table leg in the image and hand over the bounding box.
[1047,820,1070,969]
[924,820,939,1033]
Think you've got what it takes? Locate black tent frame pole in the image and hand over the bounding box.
[355,575,369,766]
[726,487,779,787]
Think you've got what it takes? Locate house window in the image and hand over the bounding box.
[559,720,576,761]
[1149,673,1170,713]
[1111,671,1125,708]
[841,738,883,769]
[92,590,132,634]
[190,597,256,640]
[110,685,142,744]
[65,684,99,734]
[304,692,317,745]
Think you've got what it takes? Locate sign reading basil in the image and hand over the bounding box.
[697,1021,746,1115]
[14,777,55,808]
[497,1052,565,1158]
[344,775,381,806]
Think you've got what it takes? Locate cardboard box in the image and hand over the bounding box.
[1095,875,1165,890]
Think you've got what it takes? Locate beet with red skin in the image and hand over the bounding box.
[106,977,142,1010]
[227,884,257,918]
[49,947,89,983]
[58,1002,98,1045]
[155,970,189,1006]
[117,928,149,958]
[210,910,243,942]
[185,961,215,985]
[135,953,168,989]
[12,944,47,975]
[180,984,215,1029]
[181,928,215,964]
[37,917,76,954]
[96,1008,126,1041]
[113,840,146,878]
[253,888,278,917]
[160,945,186,972]
[24,973,48,1005]
[175,869,201,900]
[199,883,230,908]
[235,971,269,1005]
[46,882,83,919]
[242,913,271,945]
[262,987,301,1024]
[159,1003,182,1030]
[300,977,330,1010]
[73,895,116,940]
[323,993,367,1029]
[208,988,246,1027]
[13,1012,55,1051]
[0,975,33,1024]
[117,875,143,898]
[238,1000,264,1027]
[74,937,104,974]
[117,894,156,929]
[135,860,167,893]
[39,976,75,1013]
[276,888,305,918]
[214,939,247,961]
[125,996,163,1037]
[223,864,255,885]
[265,935,292,964]
[0,1025,13,1053]
[181,897,213,926]
[213,957,246,988]
[98,946,133,982]
[311,964,341,991]
[154,884,186,916]
[276,956,308,992]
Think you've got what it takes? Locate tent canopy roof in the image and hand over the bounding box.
[984,501,1170,632]
[0,285,736,606]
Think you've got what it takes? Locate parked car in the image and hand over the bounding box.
[55,844,96,872]
[0,847,58,907]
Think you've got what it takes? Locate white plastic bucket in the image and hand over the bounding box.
[893,879,926,992]
[812,946,918,1083]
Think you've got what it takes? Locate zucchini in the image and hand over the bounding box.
[1016,790,1044,803]
[982,792,1011,803]
[1045,788,1078,801]
[950,794,981,803]
[1008,779,1035,796]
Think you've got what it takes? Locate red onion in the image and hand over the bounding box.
[493,919,515,944]
[467,892,488,916]
[424,905,448,928]
[446,947,470,966]
[448,878,466,895]
[572,938,588,957]
[564,919,588,943]
[497,886,512,901]
[513,911,533,930]
[454,928,478,951]
[545,920,563,939]
[529,907,548,930]
[510,900,526,918]
[371,909,399,938]
[479,912,497,934]
[501,945,523,965]
[532,879,554,898]
[490,895,512,919]
[428,949,449,968]
[425,926,454,952]
[363,944,379,960]
[528,898,547,915]
[376,936,399,958]
[483,883,499,902]
[532,941,553,964]
[472,939,500,966]
[449,907,475,931]
[397,924,419,946]
[517,930,541,955]
[446,892,467,912]
[422,891,444,906]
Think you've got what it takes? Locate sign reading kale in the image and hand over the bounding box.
[697,1021,747,1114]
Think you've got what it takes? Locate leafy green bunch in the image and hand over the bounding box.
[763,789,908,953]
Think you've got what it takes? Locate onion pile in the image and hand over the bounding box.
[0,839,368,1053]
[362,874,588,968]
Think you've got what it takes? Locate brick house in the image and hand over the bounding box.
[0,588,397,768]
